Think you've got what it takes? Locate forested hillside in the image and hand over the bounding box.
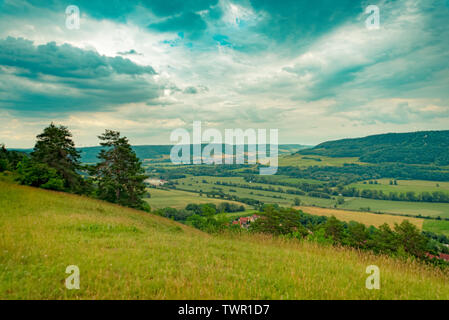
[299,131,449,165]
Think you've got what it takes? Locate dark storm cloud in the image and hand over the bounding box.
[0,37,161,114]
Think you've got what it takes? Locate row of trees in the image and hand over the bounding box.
[341,187,449,203]
[154,202,246,233]
[236,175,449,204]
[0,145,24,172]
[276,163,449,184]
[155,202,244,221]
[250,206,448,261]
[1,123,149,210]
[155,201,448,263]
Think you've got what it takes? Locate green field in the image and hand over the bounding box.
[175,176,337,207]
[145,188,248,210]
[1,181,449,299]
[350,179,449,196]
[340,197,449,219]
[175,176,449,218]
[279,154,364,167]
[423,220,449,237]
[249,175,323,185]
[296,206,424,229]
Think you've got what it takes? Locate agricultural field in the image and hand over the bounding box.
[174,176,449,218]
[423,220,449,237]
[349,179,449,196]
[295,206,424,229]
[279,154,364,167]
[145,188,248,210]
[340,197,449,219]
[252,175,323,185]
[174,176,337,207]
[169,175,449,236]
[1,181,449,299]
[213,210,258,221]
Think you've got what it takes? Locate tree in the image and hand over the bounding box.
[370,223,398,254]
[19,123,88,193]
[31,123,85,192]
[0,144,27,172]
[323,216,345,243]
[0,144,9,172]
[93,130,149,210]
[346,221,369,249]
[16,157,65,191]
[394,220,428,258]
[250,206,307,237]
[293,197,301,206]
[337,196,345,205]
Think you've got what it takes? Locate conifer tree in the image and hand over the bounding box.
[30,123,84,192]
[94,130,149,210]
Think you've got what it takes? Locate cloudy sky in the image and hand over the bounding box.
[0,0,448,147]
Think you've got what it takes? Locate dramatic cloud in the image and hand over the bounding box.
[0,37,161,113]
[0,0,448,147]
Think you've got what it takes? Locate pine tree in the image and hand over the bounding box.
[94,130,149,210]
[31,123,84,192]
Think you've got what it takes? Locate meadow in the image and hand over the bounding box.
[423,220,449,237]
[295,206,423,229]
[349,179,449,196]
[173,176,449,219]
[1,180,449,299]
[278,154,364,167]
[340,197,449,219]
[144,188,247,210]
[175,176,336,207]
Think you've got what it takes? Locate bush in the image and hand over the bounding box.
[0,158,8,172]
[16,158,65,191]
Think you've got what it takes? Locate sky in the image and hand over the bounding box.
[0,0,448,148]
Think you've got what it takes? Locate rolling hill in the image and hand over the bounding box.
[299,130,449,165]
[1,179,449,299]
[12,144,309,164]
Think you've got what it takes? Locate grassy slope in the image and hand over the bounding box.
[1,181,449,299]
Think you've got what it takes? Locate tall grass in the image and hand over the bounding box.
[1,181,448,299]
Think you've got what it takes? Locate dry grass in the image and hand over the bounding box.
[295,206,424,229]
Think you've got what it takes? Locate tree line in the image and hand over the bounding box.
[250,205,449,266]
[1,123,149,211]
[340,187,449,203]
[153,202,246,233]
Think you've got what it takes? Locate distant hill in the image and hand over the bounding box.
[12,144,309,164]
[298,130,449,165]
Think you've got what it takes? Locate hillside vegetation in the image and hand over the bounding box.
[1,180,449,299]
[299,130,449,165]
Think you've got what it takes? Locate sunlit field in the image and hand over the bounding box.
[294,206,423,229]
[349,179,449,196]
